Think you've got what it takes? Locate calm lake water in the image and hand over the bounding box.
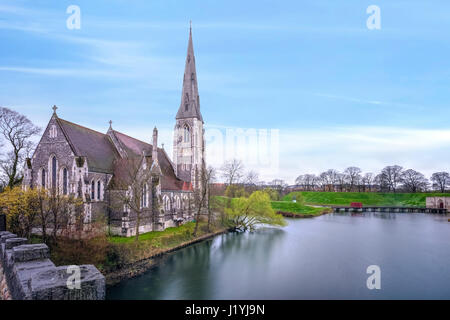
[106,212,450,299]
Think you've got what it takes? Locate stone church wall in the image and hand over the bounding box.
[29,116,76,191]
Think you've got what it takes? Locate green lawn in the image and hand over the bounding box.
[213,195,328,216]
[270,201,328,215]
[283,191,448,207]
[109,221,203,246]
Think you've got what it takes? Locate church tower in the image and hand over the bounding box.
[173,23,205,189]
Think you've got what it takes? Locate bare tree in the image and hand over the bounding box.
[270,179,287,190]
[431,172,450,193]
[221,159,244,185]
[344,167,362,192]
[295,174,317,190]
[402,169,429,193]
[0,107,40,188]
[304,174,317,191]
[193,160,215,236]
[206,167,217,232]
[380,165,403,192]
[318,170,337,191]
[111,157,152,241]
[327,169,339,191]
[362,173,374,192]
[318,172,329,191]
[245,170,259,186]
[336,173,347,192]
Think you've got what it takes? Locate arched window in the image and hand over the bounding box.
[91,181,95,200]
[191,73,195,81]
[164,196,171,211]
[63,168,68,195]
[51,156,57,190]
[97,181,101,200]
[184,125,190,143]
[185,103,188,111]
[49,125,57,138]
[41,169,46,189]
[143,184,147,208]
[176,196,181,210]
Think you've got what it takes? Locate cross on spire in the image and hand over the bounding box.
[52,105,58,114]
[109,120,112,129]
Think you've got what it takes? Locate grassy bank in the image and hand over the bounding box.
[271,201,330,216]
[104,221,227,285]
[213,195,329,217]
[109,221,200,245]
[105,221,225,270]
[283,191,448,207]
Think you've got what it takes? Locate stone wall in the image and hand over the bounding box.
[426,197,450,209]
[0,231,105,300]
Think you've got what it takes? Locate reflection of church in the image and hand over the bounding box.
[426,197,450,209]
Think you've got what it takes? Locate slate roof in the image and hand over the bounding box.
[111,130,152,157]
[57,118,119,173]
[110,129,187,191]
[55,118,187,191]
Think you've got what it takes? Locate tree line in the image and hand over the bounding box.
[294,166,449,193]
[218,160,449,194]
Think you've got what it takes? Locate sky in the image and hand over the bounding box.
[1,0,449,183]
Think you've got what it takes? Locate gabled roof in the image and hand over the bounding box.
[110,129,187,191]
[176,25,203,122]
[111,130,152,157]
[56,118,119,173]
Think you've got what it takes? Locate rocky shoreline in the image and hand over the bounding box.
[105,228,228,287]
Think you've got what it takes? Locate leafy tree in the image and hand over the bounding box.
[0,187,40,238]
[225,184,246,198]
[0,186,82,243]
[284,191,305,205]
[262,187,281,201]
[225,191,286,232]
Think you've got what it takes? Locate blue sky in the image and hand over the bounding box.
[1,0,450,183]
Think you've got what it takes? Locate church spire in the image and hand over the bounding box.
[176,22,203,122]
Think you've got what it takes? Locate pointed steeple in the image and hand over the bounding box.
[176,22,203,122]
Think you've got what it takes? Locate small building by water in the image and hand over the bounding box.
[426,197,450,209]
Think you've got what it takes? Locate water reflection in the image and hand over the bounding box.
[216,228,286,264]
[333,211,396,220]
[107,213,450,300]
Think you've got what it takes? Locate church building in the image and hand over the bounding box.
[22,26,205,237]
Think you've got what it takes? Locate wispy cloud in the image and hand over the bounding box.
[0,66,130,78]
[274,126,450,183]
[311,92,426,111]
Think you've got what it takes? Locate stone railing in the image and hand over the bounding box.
[0,231,105,300]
